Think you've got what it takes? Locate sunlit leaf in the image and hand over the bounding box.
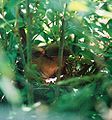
[96,9,112,18]
[68,1,89,12]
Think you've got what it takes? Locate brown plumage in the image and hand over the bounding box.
[32,43,72,80]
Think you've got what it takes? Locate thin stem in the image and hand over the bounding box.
[15,6,26,66]
[26,0,32,67]
[57,4,67,81]
[25,0,33,105]
[57,17,65,81]
[0,15,14,31]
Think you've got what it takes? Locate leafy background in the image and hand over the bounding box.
[0,0,112,120]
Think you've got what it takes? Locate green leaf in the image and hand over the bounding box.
[8,0,20,7]
[80,50,95,60]
[47,0,66,12]
[46,11,54,22]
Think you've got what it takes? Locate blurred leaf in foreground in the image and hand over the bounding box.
[0,45,22,105]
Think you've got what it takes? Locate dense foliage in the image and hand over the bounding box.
[0,0,112,119]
